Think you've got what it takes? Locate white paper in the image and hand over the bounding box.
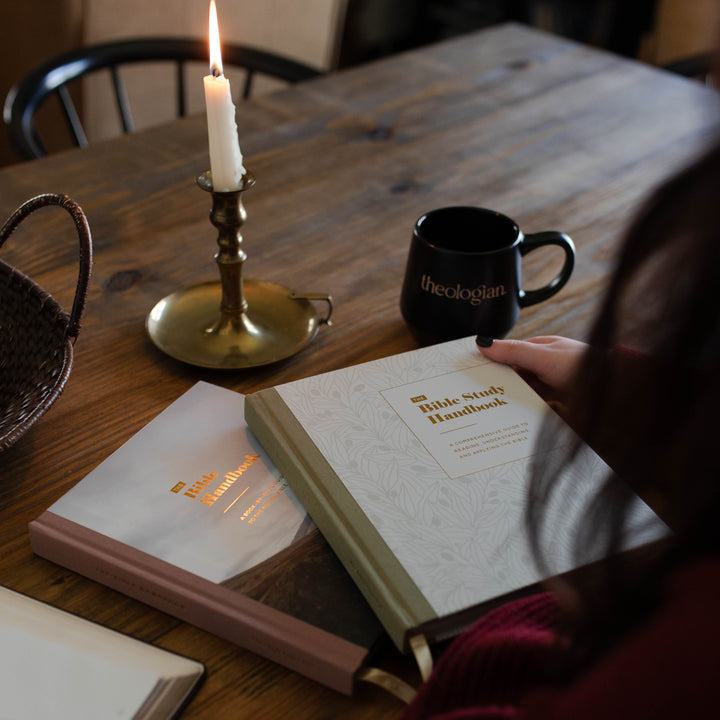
[0,586,201,720]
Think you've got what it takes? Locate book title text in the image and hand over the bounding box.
[411,386,508,425]
[170,454,260,506]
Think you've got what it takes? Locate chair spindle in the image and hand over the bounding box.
[176,62,187,117]
[57,85,88,148]
[111,65,134,134]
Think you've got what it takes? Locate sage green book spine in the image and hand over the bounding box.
[245,387,436,651]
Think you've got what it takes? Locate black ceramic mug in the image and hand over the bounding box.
[400,206,575,344]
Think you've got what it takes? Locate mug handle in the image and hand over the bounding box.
[518,231,575,307]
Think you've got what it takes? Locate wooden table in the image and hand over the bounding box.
[1,23,717,719]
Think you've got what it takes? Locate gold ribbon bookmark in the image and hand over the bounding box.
[357,634,434,704]
[409,633,433,683]
[357,667,418,704]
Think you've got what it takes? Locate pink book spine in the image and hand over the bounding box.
[29,511,367,694]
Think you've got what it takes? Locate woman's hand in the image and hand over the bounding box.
[475,335,588,416]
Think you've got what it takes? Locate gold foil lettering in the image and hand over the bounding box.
[179,455,260,506]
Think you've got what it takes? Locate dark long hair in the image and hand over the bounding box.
[528,134,720,667]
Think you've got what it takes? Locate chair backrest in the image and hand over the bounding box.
[3,37,322,160]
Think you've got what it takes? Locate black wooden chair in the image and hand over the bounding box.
[3,37,322,160]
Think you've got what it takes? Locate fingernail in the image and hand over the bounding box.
[475,335,494,348]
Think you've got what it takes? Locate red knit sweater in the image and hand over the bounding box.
[402,557,720,719]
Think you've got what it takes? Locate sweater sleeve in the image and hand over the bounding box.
[402,559,720,720]
[401,593,565,720]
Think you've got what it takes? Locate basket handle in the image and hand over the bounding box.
[0,193,92,340]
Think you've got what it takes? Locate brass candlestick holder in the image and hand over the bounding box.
[147,170,332,369]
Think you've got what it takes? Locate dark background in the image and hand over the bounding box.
[338,0,658,67]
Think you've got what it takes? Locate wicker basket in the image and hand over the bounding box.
[0,194,92,452]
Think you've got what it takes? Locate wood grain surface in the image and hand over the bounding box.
[1,23,717,719]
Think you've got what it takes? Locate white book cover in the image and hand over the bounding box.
[274,337,666,621]
[49,381,313,584]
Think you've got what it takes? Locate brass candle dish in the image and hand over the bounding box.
[147,171,332,369]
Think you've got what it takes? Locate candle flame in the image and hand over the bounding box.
[209,0,223,76]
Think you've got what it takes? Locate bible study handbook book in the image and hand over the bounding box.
[245,336,667,652]
[29,381,383,694]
